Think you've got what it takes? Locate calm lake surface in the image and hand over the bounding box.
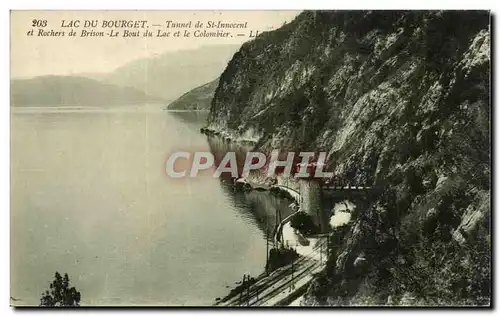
[11,105,293,306]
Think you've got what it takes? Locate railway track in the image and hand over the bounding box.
[218,238,327,306]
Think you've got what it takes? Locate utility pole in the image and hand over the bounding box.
[274,208,279,247]
[327,236,330,258]
[275,208,278,230]
[265,227,269,275]
[320,242,323,264]
[247,275,251,306]
[239,274,245,306]
[278,208,283,244]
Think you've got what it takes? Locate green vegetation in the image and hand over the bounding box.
[40,272,81,307]
[269,186,295,200]
[218,274,257,304]
[290,211,319,235]
[266,246,299,272]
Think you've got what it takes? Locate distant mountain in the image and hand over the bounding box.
[101,45,240,102]
[11,76,165,107]
[167,79,218,110]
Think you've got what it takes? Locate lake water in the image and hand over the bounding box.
[10,106,293,306]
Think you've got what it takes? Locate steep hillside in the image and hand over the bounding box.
[167,79,218,110]
[11,76,165,107]
[207,11,491,305]
[102,45,239,101]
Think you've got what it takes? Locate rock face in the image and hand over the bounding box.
[207,11,491,305]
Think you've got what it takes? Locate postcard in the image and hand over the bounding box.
[10,10,491,307]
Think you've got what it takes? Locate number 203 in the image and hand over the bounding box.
[32,19,47,27]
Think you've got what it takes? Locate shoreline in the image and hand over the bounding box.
[164,109,210,112]
[216,177,326,307]
[200,126,259,146]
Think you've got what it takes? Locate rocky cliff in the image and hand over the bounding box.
[207,11,490,305]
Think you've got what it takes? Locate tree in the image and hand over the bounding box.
[40,272,81,307]
[290,211,319,235]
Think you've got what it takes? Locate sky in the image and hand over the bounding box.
[10,10,300,78]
